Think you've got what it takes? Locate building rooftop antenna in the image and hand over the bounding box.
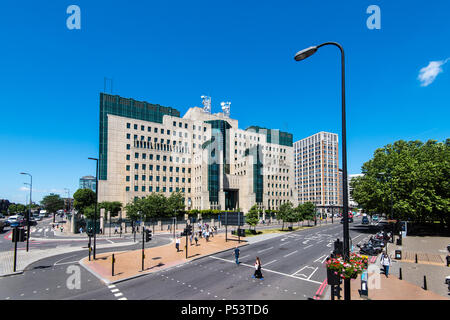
[201,95,211,113]
[220,101,231,118]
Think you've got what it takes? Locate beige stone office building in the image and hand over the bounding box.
[98,93,296,213]
[293,131,341,215]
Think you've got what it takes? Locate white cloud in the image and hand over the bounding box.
[418,58,449,87]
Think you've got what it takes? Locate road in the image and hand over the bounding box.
[0,216,384,300]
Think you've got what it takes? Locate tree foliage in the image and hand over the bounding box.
[246,205,260,230]
[125,192,186,221]
[73,188,96,216]
[8,203,27,215]
[99,201,122,220]
[351,139,450,225]
[40,194,65,214]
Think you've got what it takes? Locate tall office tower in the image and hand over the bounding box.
[98,93,296,213]
[293,132,341,216]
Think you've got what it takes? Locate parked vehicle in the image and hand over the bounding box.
[362,216,370,225]
[372,215,379,222]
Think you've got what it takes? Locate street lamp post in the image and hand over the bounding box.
[294,42,351,300]
[20,172,32,252]
[88,157,99,259]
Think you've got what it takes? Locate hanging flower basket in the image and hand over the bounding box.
[325,253,368,281]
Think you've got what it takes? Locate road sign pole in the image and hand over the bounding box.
[142,226,145,271]
[13,227,18,272]
[238,212,240,244]
[186,222,188,259]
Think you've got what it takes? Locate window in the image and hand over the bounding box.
[141,125,144,131]
[135,175,138,180]
[126,165,130,171]
[126,133,130,139]
[135,163,139,169]
[127,123,131,129]
[134,124,137,130]
[135,153,139,159]
[126,144,130,150]
[154,128,158,133]
[142,164,146,170]
[126,186,130,191]
[126,154,130,160]
[142,175,146,181]
[142,186,146,192]
[126,176,130,182]
[134,186,138,191]
[142,153,146,160]
[148,126,151,132]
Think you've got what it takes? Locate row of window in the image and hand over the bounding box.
[126,175,191,183]
[126,186,190,193]
[126,163,191,173]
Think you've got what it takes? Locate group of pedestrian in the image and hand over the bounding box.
[233,246,264,280]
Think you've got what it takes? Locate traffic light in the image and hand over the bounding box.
[12,228,27,243]
[187,224,193,235]
[145,229,152,242]
[19,228,28,242]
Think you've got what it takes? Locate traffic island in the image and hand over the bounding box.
[80,233,247,284]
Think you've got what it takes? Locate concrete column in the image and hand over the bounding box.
[100,208,105,233]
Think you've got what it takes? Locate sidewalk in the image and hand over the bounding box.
[80,233,248,284]
[348,235,450,300]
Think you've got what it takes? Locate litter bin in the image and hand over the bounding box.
[396,238,402,245]
[395,250,402,260]
[446,255,450,267]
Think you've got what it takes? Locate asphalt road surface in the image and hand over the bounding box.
[0,216,384,300]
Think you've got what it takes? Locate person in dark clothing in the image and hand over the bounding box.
[253,257,263,280]
[234,246,240,265]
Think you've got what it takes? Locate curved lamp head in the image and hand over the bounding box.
[294,46,318,61]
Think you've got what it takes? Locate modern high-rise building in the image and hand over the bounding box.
[79,176,97,192]
[98,93,296,213]
[293,132,341,215]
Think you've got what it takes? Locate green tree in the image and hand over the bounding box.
[295,204,305,226]
[277,202,295,230]
[41,193,65,221]
[167,192,185,217]
[351,139,450,225]
[73,188,96,217]
[124,198,143,221]
[8,204,27,215]
[246,205,260,231]
[99,201,122,220]
[301,202,316,227]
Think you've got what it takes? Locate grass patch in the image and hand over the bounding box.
[242,226,313,237]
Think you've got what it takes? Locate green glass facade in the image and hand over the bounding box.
[245,145,264,203]
[99,93,180,180]
[203,120,232,203]
[245,126,293,147]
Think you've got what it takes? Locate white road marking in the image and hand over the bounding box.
[208,256,321,284]
[283,250,298,258]
[114,292,123,297]
[303,244,313,249]
[264,260,277,266]
[279,241,290,246]
[257,247,273,253]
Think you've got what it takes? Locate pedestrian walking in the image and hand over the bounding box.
[381,251,391,278]
[234,246,240,265]
[114,226,118,234]
[252,257,263,280]
[205,230,209,242]
[79,227,83,234]
[176,236,181,252]
[189,233,193,246]
[194,235,198,246]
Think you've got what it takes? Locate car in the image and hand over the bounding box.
[340,217,353,224]
[29,217,38,226]
[35,215,42,221]
[362,216,370,225]
[372,215,379,222]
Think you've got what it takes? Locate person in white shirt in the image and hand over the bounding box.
[381,252,391,278]
[175,237,181,252]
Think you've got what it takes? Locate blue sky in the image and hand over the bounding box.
[0,0,449,204]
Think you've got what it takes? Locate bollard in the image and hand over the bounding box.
[112,254,115,276]
[423,275,427,290]
[415,254,418,264]
[399,267,402,280]
[89,246,91,261]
